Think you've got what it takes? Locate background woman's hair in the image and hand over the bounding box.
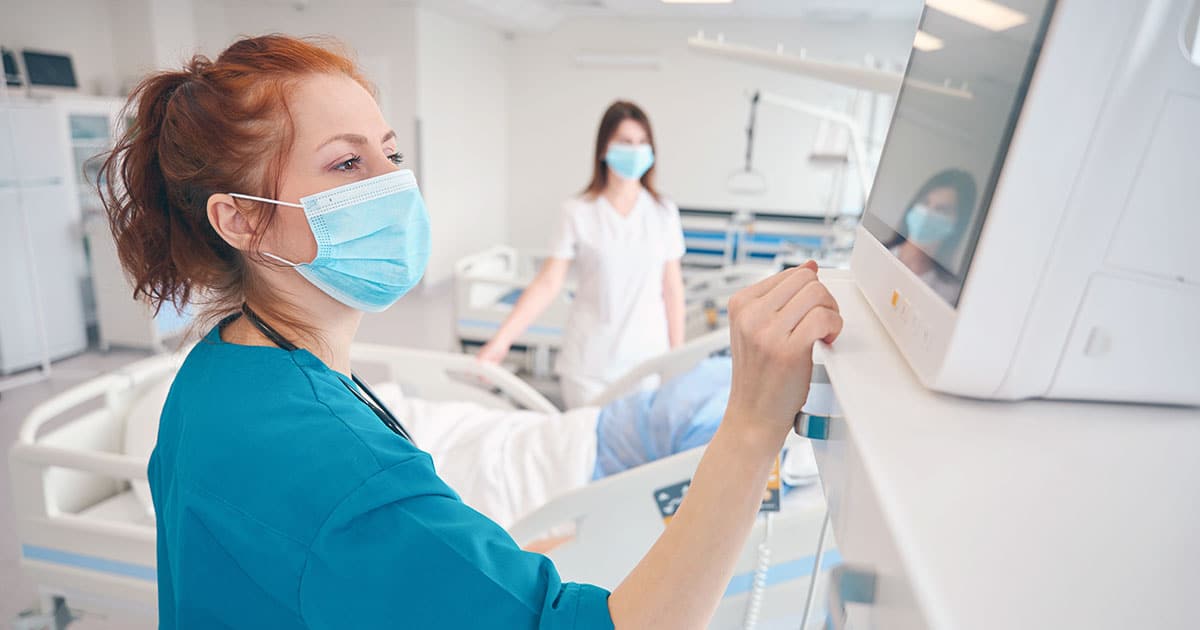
[97,34,373,340]
[582,100,661,203]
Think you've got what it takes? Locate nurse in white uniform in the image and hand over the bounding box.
[479,101,686,407]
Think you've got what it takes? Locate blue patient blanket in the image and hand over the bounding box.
[593,356,732,479]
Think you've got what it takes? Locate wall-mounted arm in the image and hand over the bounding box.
[756,90,872,203]
[687,33,973,101]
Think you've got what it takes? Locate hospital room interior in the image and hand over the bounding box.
[1,0,1198,628]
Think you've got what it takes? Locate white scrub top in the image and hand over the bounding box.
[551,189,685,392]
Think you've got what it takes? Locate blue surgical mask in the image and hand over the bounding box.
[605,143,655,180]
[230,170,431,313]
[904,203,956,245]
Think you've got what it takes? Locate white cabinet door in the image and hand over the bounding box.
[22,184,88,361]
[0,188,45,372]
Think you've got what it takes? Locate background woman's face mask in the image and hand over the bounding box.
[605,143,655,181]
[230,169,431,312]
[904,202,956,245]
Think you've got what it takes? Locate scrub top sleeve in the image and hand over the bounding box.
[550,203,579,260]
[299,459,614,630]
[663,200,686,261]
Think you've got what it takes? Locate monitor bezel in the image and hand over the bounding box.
[859,0,1059,308]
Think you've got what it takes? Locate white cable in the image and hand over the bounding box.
[743,511,773,630]
[799,508,832,630]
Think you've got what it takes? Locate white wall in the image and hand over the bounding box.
[414,8,509,285]
[0,0,120,95]
[106,0,198,93]
[505,17,916,250]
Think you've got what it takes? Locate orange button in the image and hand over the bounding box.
[891,290,899,307]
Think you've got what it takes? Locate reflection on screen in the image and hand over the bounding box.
[862,0,1056,306]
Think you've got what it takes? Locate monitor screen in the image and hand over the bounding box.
[3,49,20,86]
[21,50,77,88]
[861,0,1056,306]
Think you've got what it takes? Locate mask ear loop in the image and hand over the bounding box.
[227,192,304,209]
[227,192,305,267]
[260,251,301,267]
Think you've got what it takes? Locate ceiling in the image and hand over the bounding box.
[555,0,920,20]
[426,0,923,33]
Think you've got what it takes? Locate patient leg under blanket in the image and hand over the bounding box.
[593,356,733,479]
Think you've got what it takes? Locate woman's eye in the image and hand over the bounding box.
[333,156,362,172]
[387,153,404,166]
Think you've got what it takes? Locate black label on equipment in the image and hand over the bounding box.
[654,480,690,523]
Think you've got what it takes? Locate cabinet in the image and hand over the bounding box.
[1,95,188,369]
[0,100,87,374]
[67,97,192,352]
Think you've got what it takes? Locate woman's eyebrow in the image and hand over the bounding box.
[317,130,397,149]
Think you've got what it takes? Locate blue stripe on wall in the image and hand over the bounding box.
[22,544,157,582]
[458,319,563,336]
[686,248,729,257]
[743,234,825,247]
[724,550,843,598]
[683,231,729,242]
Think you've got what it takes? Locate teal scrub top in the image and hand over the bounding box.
[149,322,614,629]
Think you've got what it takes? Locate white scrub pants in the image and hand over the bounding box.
[559,373,608,409]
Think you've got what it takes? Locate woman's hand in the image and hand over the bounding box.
[477,339,511,365]
[724,260,843,443]
[477,258,570,367]
[608,261,843,629]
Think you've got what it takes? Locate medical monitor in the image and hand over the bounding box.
[851,0,1200,405]
[21,50,77,89]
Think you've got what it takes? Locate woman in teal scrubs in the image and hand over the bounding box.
[99,35,842,629]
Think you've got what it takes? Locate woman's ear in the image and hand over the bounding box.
[207,194,258,252]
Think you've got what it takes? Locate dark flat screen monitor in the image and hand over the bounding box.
[22,50,77,88]
[3,48,21,86]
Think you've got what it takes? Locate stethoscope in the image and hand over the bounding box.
[239,303,414,443]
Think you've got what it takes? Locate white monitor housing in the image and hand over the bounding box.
[852,0,1200,405]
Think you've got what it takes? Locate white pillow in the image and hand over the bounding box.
[122,377,174,518]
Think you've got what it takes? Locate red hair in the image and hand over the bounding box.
[99,34,373,334]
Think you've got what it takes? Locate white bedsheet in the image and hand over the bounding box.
[374,383,600,528]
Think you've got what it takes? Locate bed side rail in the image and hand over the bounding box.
[350,342,559,413]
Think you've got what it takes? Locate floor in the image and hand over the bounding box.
[0,281,531,626]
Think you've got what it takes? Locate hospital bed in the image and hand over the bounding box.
[10,338,832,629]
[510,443,833,629]
[682,266,775,339]
[7,344,555,627]
[512,326,837,628]
[453,245,572,376]
[583,327,735,408]
[454,245,772,375]
[680,207,836,269]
